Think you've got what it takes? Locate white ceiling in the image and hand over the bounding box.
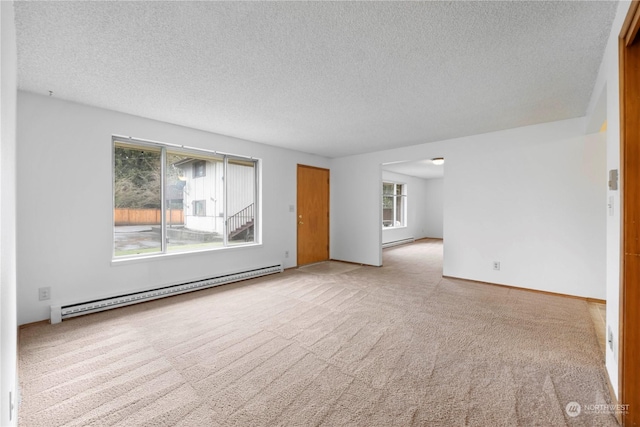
[14,1,617,158]
[383,159,444,180]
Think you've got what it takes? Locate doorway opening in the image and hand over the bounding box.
[380,158,444,252]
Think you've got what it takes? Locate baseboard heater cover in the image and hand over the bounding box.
[50,264,283,324]
[382,237,415,249]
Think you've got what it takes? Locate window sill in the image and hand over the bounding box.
[111,242,262,266]
[382,226,407,231]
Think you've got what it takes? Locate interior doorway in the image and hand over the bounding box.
[296,165,330,266]
[380,158,445,251]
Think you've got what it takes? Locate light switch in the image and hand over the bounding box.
[609,169,618,191]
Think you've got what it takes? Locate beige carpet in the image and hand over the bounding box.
[19,240,617,426]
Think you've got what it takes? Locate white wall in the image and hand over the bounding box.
[331,159,382,266]
[381,171,443,244]
[1,1,18,425]
[444,128,605,297]
[17,92,329,325]
[584,0,633,399]
[332,118,606,300]
[424,178,443,239]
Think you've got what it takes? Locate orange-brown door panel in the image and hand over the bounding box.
[297,165,329,266]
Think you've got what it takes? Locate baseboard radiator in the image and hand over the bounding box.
[50,264,283,324]
[382,237,415,249]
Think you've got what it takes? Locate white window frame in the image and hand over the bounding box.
[112,135,260,260]
[382,181,406,229]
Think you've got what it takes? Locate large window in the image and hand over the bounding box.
[113,137,258,258]
[382,182,406,228]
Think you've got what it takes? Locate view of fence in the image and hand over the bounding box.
[114,209,184,226]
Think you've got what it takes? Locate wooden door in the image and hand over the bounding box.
[297,165,329,265]
[620,3,640,425]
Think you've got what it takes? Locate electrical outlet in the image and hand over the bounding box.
[39,287,51,301]
[608,326,614,351]
[493,261,500,271]
[285,251,289,258]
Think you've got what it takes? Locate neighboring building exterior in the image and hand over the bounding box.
[174,158,255,238]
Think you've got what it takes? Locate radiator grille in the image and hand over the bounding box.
[50,264,282,323]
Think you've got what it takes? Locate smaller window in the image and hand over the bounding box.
[382,182,406,228]
[193,160,206,178]
[193,200,206,217]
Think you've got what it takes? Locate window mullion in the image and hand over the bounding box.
[393,184,397,226]
[254,160,259,244]
[391,195,394,226]
[223,156,228,247]
[161,147,167,253]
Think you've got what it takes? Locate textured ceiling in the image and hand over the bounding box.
[15,1,617,158]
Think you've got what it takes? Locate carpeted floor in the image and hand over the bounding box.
[18,239,617,426]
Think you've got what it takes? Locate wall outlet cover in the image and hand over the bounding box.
[38,287,51,301]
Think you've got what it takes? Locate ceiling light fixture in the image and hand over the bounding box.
[431,157,445,165]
